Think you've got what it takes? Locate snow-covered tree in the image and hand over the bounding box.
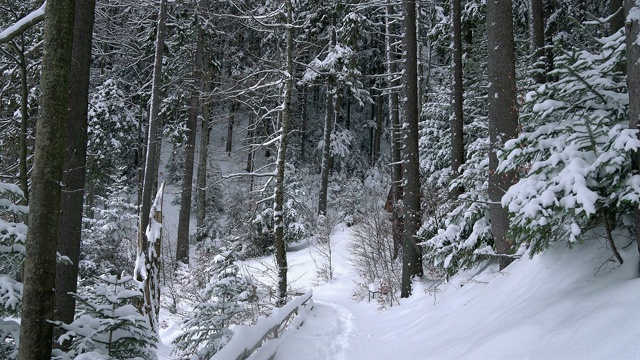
[52,275,156,360]
[173,245,254,358]
[0,183,27,358]
[499,22,639,260]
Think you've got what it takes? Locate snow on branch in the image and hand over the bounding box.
[0,2,46,45]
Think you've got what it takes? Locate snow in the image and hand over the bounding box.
[166,224,640,360]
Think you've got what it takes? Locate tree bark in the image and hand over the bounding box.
[176,5,204,264]
[487,0,519,270]
[137,0,167,333]
[373,94,383,165]
[400,0,423,298]
[530,0,546,84]
[18,0,75,358]
[273,0,294,306]
[386,1,402,261]
[54,0,96,350]
[451,0,465,198]
[625,0,640,272]
[610,0,625,35]
[225,102,235,155]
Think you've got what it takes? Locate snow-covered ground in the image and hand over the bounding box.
[229,225,639,360]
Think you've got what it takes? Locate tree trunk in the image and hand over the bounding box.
[400,0,423,298]
[226,102,235,155]
[451,0,464,198]
[18,0,75,358]
[176,6,204,264]
[530,0,546,85]
[487,0,519,270]
[625,0,640,273]
[196,50,211,233]
[387,1,402,261]
[137,0,167,333]
[54,0,96,350]
[273,0,294,307]
[610,0,625,35]
[318,85,334,216]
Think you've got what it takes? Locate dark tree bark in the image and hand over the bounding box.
[54,0,96,350]
[137,0,167,333]
[386,2,403,261]
[17,0,75,358]
[176,5,205,264]
[400,0,423,298]
[610,0,625,35]
[225,102,235,155]
[273,0,294,306]
[487,0,519,270]
[451,0,465,198]
[625,0,640,272]
[530,0,546,84]
[318,22,337,217]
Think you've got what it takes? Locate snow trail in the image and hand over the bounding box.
[273,301,353,360]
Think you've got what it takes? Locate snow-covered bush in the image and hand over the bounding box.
[499,25,639,257]
[349,204,400,308]
[173,246,254,359]
[53,275,156,360]
[0,182,27,359]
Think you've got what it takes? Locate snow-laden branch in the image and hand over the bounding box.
[0,2,46,45]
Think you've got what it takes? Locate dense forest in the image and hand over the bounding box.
[1,0,640,358]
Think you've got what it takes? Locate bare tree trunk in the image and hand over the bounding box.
[137,0,167,333]
[451,0,464,198]
[176,5,205,264]
[400,0,423,298]
[196,50,211,233]
[530,0,546,85]
[225,102,235,155]
[610,0,625,35]
[487,0,519,270]
[54,0,96,350]
[18,0,75,357]
[318,21,337,216]
[386,1,402,261]
[625,0,640,273]
[273,0,294,306]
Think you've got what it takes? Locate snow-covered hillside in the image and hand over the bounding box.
[208,225,640,360]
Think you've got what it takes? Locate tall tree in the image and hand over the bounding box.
[400,0,423,298]
[176,1,206,264]
[626,0,640,271]
[451,0,464,197]
[317,14,337,217]
[196,51,212,233]
[273,0,294,306]
[530,0,546,84]
[386,0,402,261]
[486,0,518,270]
[54,0,97,349]
[136,0,167,333]
[18,0,75,357]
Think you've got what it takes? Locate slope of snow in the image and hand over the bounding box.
[248,225,640,360]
